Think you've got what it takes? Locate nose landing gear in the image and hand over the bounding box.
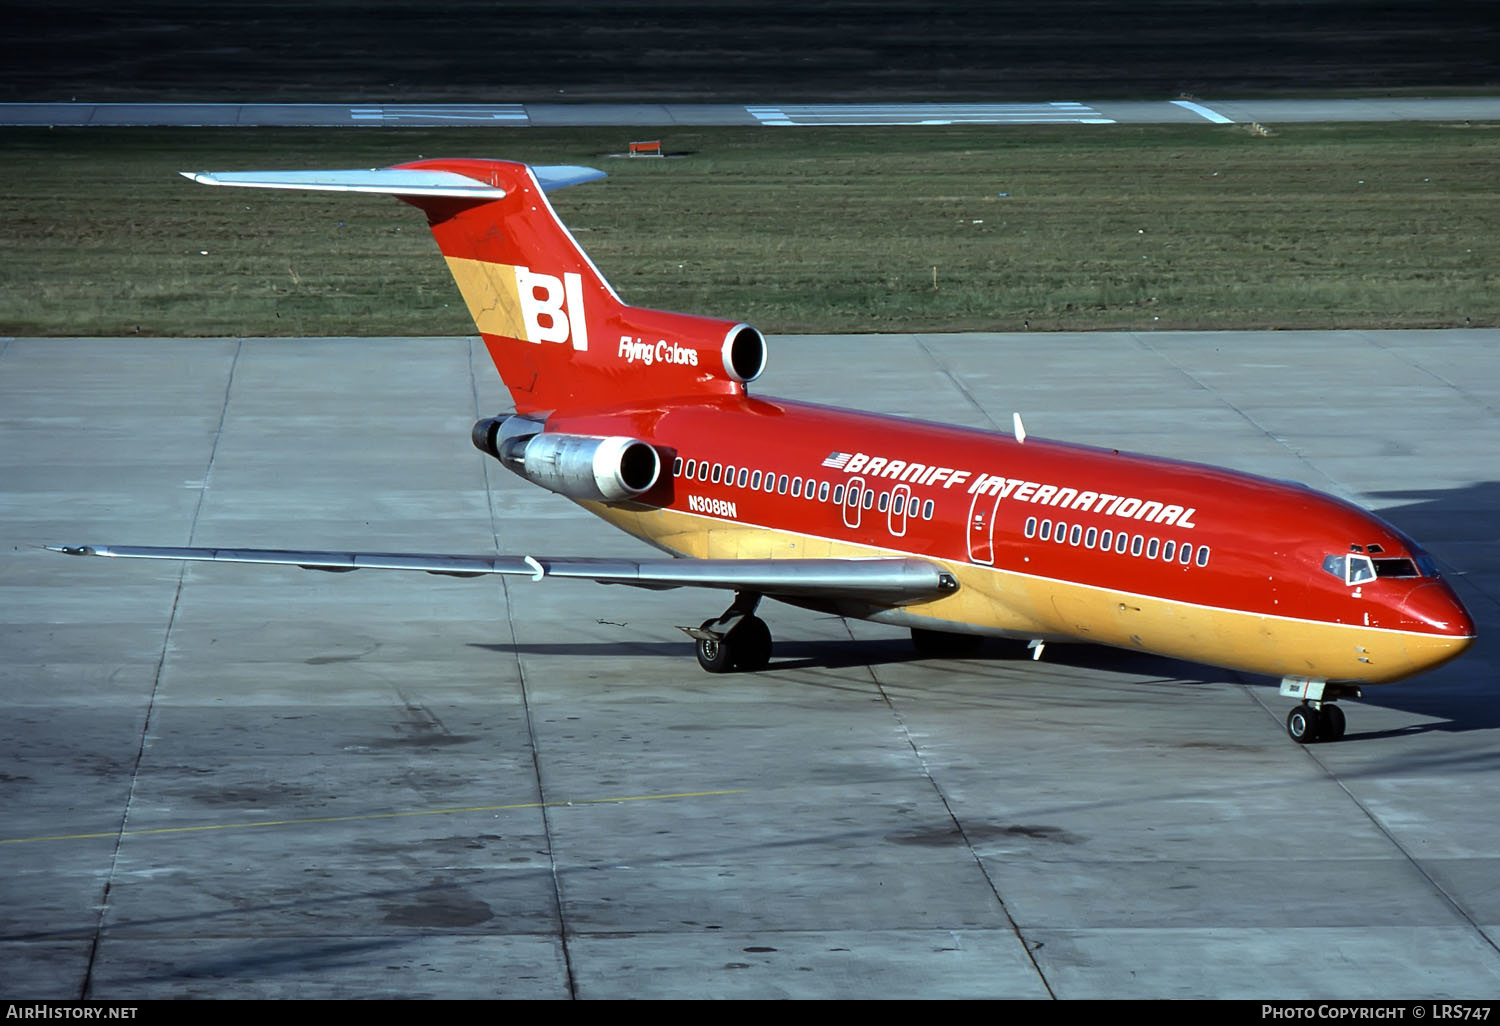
[1286,702,1347,744]
[1281,678,1361,744]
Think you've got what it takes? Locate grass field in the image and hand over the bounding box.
[1,123,1496,336]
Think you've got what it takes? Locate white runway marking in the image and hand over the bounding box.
[1170,99,1235,124]
[348,104,529,124]
[745,102,1114,126]
[2,98,1494,128]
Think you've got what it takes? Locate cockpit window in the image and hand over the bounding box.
[1322,553,1377,585]
[1323,551,1437,584]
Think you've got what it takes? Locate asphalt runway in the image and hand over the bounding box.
[4,97,1500,127]
[2,330,1497,998]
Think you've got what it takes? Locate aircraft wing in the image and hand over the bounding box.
[46,545,956,603]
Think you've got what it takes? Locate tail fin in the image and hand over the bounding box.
[186,159,766,415]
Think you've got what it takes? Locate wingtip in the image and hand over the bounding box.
[46,544,94,556]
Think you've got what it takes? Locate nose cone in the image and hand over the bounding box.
[1400,581,1477,638]
[1390,581,1477,678]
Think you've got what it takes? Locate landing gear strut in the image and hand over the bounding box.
[680,592,772,673]
[1281,678,1360,744]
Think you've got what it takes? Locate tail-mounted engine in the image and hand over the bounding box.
[472,415,661,503]
[720,323,767,383]
[609,312,768,394]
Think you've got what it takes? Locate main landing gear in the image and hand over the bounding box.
[680,592,772,673]
[1281,678,1362,744]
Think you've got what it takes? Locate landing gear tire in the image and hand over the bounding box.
[694,613,773,673]
[695,635,734,673]
[1281,680,1360,744]
[729,615,773,672]
[696,619,736,673]
[911,627,984,658]
[1286,704,1321,744]
[1319,704,1347,742]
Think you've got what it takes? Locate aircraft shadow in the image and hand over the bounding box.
[470,480,1497,735]
[468,636,928,672]
[469,634,1229,688]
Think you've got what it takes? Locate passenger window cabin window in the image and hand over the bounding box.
[878,492,889,513]
[1131,535,1143,557]
[1040,520,1052,541]
[1116,533,1128,555]
[1101,530,1113,551]
[893,494,903,515]
[923,499,934,519]
[685,459,696,478]
[751,470,761,489]
[673,456,683,476]
[1180,544,1193,565]
[737,468,748,488]
[791,477,802,497]
[863,490,874,510]
[1163,540,1175,562]
[1069,525,1082,546]
[1025,516,1038,539]
[1196,546,1210,567]
[1055,521,1068,544]
[819,481,830,502]
[711,463,722,484]
[833,484,845,504]
[1085,527,1097,548]
[777,474,789,495]
[1147,538,1160,559]
[698,462,709,482]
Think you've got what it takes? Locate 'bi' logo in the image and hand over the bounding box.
[517,267,589,351]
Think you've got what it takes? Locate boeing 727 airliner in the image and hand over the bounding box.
[51,159,1475,744]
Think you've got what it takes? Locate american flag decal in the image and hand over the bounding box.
[822,451,853,469]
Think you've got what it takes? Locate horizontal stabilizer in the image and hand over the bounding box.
[181,164,606,198]
[48,546,957,602]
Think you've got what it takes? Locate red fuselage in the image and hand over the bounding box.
[555,394,1475,684]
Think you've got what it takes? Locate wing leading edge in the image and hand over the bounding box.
[46,546,957,603]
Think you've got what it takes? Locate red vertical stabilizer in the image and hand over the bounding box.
[392,159,766,416]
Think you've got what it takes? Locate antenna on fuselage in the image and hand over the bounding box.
[1013,412,1027,444]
